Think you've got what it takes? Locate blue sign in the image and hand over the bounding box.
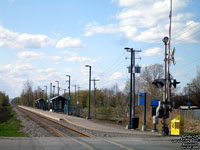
[151,99,160,107]
[138,93,146,106]
[187,101,191,106]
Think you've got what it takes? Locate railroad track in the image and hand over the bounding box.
[16,106,136,150]
[17,106,94,138]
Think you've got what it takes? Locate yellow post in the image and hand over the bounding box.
[171,115,184,135]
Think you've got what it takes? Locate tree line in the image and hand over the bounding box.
[12,64,200,119]
[0,91,9,108]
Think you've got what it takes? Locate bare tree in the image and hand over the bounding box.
[191,67,200,106]
[22,80,33,106]
[139,64,163,98]
[124,64,163,98]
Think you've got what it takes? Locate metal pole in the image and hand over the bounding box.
[129,49,133,129]
[162,37,169,135]
[66,75,71,115]
[91,79,99,119]
[89,66,91,119]
[143,93,146,131]
[187,83,192,105]
[50,83,52,98]
[85,65,92,119]
[132,51,136,118]
[78,87,80,103]
[53,86,55,97]
[63,89,66,95]
[73,85,77,101]
[44,86,47,99]
[55,81,59,96]
[125,48,141,129]
[73,85,77,116]
[77,86,80,116]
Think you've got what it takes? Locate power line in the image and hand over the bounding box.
[172,17,200,39]
[100,52,126,74]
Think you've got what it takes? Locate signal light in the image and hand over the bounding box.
[170,79,180,88]
[152,79,165,88]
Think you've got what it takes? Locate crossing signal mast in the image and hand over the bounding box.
[152,0,180,135]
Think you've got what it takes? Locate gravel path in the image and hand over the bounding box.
[13,107,54,137]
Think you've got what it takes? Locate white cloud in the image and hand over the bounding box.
[0,25,53,49]
[84,22,120,36]
[142,47,162,56]
[64,53,98,64]
[16,51,62,61]
[16,51,42,59]
[56,37,84,48]
[37,68,55,73]
[176,57,184,61]
[173,70,186,78]
[84,0,200,44]
[110,72,122,80]
[117,0,154,7]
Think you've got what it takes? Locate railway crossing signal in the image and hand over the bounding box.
[169,47,176,66]
[152,79,165,88]
[152,78,180,88]
[170,79,180,88]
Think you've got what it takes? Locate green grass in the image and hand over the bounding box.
[184,132,200,135]
[0,110,28,137]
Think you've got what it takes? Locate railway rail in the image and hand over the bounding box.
[16,106,154,150]
[17,106,94,138]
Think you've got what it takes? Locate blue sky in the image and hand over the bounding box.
[0,0,200,98]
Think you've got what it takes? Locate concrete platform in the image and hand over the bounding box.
[18,106,159,135]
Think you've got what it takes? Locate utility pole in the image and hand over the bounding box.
[125,47,141,129]
[77,86,80,104]
[77,86,80,117]
[44,86,47,99]
[187,83,192,106]
[55,81,59,96]
[66,75,71,115]
[53,85,55,97]
[63,89,66,95]
[85,65,92,119]
[44,85,48,110]
[50,83,52,98]
[91,79,99,119]
[73,85,77,102]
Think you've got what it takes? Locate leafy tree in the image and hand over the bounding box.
[0,91,9,107]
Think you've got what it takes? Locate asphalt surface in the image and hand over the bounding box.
[0,137,183,150]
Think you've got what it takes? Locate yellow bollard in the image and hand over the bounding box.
[171,115,184,135]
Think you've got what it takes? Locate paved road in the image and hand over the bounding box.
[0,137,182,150]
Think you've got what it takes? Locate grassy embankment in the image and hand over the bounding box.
[0,106,28,137]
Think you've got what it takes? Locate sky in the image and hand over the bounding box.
[0,0,200,98]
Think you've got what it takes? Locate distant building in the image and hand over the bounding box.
[35,98,46,110]
[49,96,67,112]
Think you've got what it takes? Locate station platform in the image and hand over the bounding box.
[18,106,158,135]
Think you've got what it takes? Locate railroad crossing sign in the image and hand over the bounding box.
[169,47,176,65]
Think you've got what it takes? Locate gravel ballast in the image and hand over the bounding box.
[13,107,54,137]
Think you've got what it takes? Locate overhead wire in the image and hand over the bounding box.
[172,17,200,40]
[100,52,126,74]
